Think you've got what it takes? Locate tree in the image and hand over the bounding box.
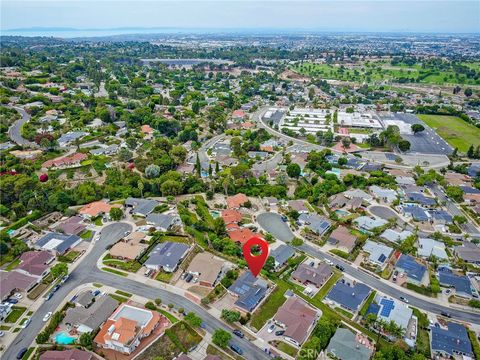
[341,137,351,150]
[464,88,473,97]
[184,312,202,327]
[212,329,231,349]
[264,256,275,273]
[453,215,467,224]
[50,263,68,278]
[338,157,347,166]
[145,164,161,178]
[445,185,464,202]
[398,139,411,152]
[138,181,144,198]
[118,148,132,161]
[109,207,123,221]
[221,309,241,323]
[411,124,425,134]
[160,179,183,196]
[286,163,301,179]
[467,145,475,158]
[79,332,93,350]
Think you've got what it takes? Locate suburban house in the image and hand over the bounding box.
[329,193,363,211]
[124,198,159,217]
[437,267,473,298]
[399,204,429,222]
[362,240,393,268]
[366,295,416,346]
[228,272,269,313]
[227,227,256,245]
[54,216,86,236]
[186,252,224,287]
[15,250,54,278]
[0,270,39,300]
[430,322,473,358]
[0,303,12,322]
[325,279,371,313]
[287,200,309,214]
[221,209,243,224]
[354,216,388,232]
[57,131,87,147]
[146,213,181,231]
[94,303,167,355]
[34,232,82,255]
[453,242,480,265]
[380,229,413,243]
[326,328,373,360]
[109,232,148,261]
[144,242,190,272]
[417,238,448,260]
[298,213,331,236]
[328,226,357,253]
[291,263,333,288]
[79,200,118,219]
[273,295,320,346]
[394,254,427,285]
[369,185,398,204]
[226,193,249,209]
[42,152,87,170]
[63,295,119,334]
[39,349,93,360]
[270,245,296,270]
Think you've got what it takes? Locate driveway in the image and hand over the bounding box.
[257,212,294,242]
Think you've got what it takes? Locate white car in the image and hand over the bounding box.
[14,293,23,299]
[0,331,4,337]
[21,317,31,328]
[267,324,275,333]
[324,258,334,266]
[43,312,52,322]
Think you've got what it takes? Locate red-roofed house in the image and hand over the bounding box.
[232,109,246,120]
[16,250,54,278]
[241,122,255,129]
[228,228,255,245]
[79,200,119,219]
[94,303,168,355]
[42,153,87,170]
[221,209,243,224]
[227,193,249,209]
[140,124,153,134]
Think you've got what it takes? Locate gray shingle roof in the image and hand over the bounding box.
[270,245,295,268]
[144,242,189,270]
[431,322,473,357]
[326,328,373,360]
[326,279,371,312]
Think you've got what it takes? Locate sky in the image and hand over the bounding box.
[1,1,479,34]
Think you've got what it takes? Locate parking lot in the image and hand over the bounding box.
[379,113,453,155]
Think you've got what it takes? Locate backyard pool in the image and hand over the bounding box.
[55,332,76,345]
[334,209,350,217]
[210,210,220,218]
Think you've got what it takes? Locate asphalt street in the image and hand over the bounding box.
[3,222,270,360]
[7,106,38,148]
[297,242,480,324]
[257,212,295,242]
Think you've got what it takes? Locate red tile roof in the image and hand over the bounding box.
[221,209,243,224]
[141,124,154,134]
[79,200,114,217]
[228,228,255,245]
[227,193,249,209]
[232,109,246,118]
[42,153,87,169]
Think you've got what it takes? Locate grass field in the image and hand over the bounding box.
[291,62,480,86]
[418,115,480,153]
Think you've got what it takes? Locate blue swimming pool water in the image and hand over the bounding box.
[335,209,350,217]
[55,332,76,345]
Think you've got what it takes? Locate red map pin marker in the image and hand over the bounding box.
[242,236,270,277]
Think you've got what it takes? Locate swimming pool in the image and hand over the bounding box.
[210,211,220,218]
[335,209,350,217]
[55,332,76,345]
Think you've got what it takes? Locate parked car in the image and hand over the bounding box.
[43,312,52,322]
[233,329,244,338]
[0,331,4,337]
[44,292,54,301]
[6,298,18,304]
[21,318,31,328]
[441,311,452,318]
[275,330,285,336]
[92,290,101,296]
[185,273,194,283]
[60,275,70,284]
[400,297,409,303]
[14,293,23,299]
[230,344,243,355]
[324,258,333,266]
[52,285,61,293]
[267,324,276,333]
[16,347,28,359]
[393,270,398,276]
[335,264,345,272]
[392,276,397,282]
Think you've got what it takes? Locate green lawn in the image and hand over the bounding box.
[58,250,80,263]
[158,309,179,324]
[316,271,342,299]
[103,259,142,272]
[155,271,174,283]
[335,307,354,319]
[359,290,377,316]
[250,281,289,331]
[5,306,27,323]
[5,258,21,271]
[275,341,298,357]
[114,290,132,298]
[102,267,128,276]
[108,293,129,303]
[418,115,480,153]
[22,347,35,360]
[80,230,93,239]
